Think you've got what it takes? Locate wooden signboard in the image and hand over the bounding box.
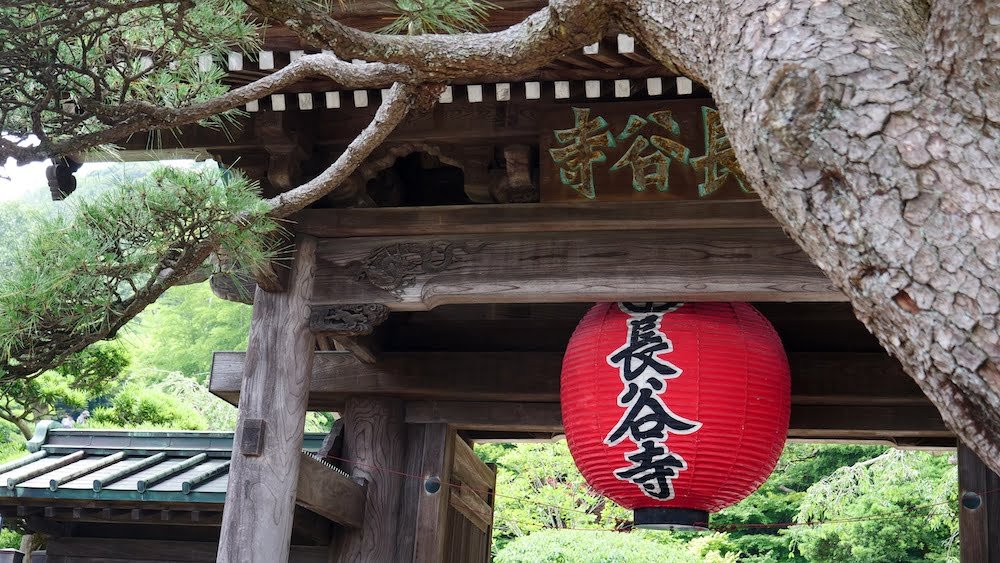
[540,99,756,202]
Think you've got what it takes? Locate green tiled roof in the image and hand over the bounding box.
[0,422,325,505]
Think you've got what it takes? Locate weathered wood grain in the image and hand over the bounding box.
[451,437,495,501]
[411,424,456,563]
[448,484,493,534]
[291,200,776,238]
[394,425,426,562]
[296,452,365,529]
[311,229,842,309]
[334,398,406,563]
[217,237,317,563]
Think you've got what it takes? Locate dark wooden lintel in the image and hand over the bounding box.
[211,351,925,408]
[292,200,777,238]
[211,350,945,442]
[403,401,951,443]
[310,227,842,309]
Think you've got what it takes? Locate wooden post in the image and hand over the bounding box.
[334,397,406,563]
[396,423,456,562]
[217,236,317,563]
[958,442,1000,563]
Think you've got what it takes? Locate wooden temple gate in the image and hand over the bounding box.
[19,3,993,561]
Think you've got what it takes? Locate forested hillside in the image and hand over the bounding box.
[0,163,960,561]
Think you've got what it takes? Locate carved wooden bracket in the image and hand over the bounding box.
[255,112,313,194]
[492,144,539,203]
[309,304,390,336]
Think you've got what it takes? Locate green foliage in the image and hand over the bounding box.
[126,282,251,382]
[0,420,26,463]
[0,342,130,437]
[708,443,887,562]
[0,1,259,150]
[378,0,499,34]
[485,442,631,554]
[0,528,20,549]
[88,383,207,430]
[495,528,736,563]
[785,450,959,563]
[149,372,238,430]
[0,164,277,382]
[479,441,958,562]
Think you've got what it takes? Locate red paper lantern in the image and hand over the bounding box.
[561,302,790,530]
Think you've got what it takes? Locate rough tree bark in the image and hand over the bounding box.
[619,0,1000,470]
[253,0,1000,472]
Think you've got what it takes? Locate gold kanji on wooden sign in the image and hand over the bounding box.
[542,101,755,202]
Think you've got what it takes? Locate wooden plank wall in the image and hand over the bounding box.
[444,506,491,563]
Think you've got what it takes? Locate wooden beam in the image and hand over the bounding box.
[211,351,925,410]
[218,237,317,563]
[451,437,496,500]
[292,200,777,238]
[404,401,951,442]
[210,351,563,407]
[959,443,1000,562]
[311,229,842,309]
[409,403,563,433]
[449,483,494,534]
[296,452,365,529]
[447,440,498,538]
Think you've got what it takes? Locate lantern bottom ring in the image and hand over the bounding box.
[633,508,709,532]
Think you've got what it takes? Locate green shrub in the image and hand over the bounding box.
[0,528,21,550]
[88,384,207,430]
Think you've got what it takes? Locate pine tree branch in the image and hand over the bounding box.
[244,0,612,80]
[4,54,414,164]
[265,82,425,217]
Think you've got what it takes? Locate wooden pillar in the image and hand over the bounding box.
[217,237,317,563]
[333,397,406,563]
[396,423,457,562]
[958,443,1000,563]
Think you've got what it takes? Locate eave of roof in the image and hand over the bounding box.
[0,423,324,506]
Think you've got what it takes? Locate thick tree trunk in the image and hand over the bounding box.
[621,0,999,469]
